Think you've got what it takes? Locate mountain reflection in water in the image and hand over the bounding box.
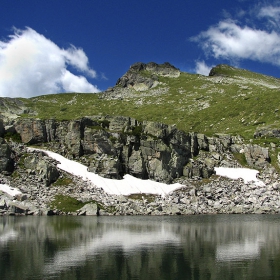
[1,215,280,280]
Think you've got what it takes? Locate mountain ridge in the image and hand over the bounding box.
[1,62,280,139]
[1,62,280,215]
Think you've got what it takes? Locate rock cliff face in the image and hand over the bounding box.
[13,116,194,182]
[0,137,14,173]
[0,116,267,183]
[0,116,278,216]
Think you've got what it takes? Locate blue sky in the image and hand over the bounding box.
[0,0,280,97]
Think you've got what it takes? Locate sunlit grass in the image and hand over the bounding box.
[18,64,280,139]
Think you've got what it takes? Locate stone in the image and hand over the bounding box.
[197,134,209,151]
[15,119,47,144]
[0,198,8,209]
[0,138,14,173]
[8,201,29,214]
[0,119,4,137]
[77,203,99,216]
[24,154,59,186]
[244,144,270,167]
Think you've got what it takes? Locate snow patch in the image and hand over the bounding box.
[0,184,22,196]
[214,167,264,186]
[27,148,184,196]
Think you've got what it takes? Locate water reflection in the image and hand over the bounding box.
[216,240,261,261]
[44,220,180,275]
[1,215,280,280]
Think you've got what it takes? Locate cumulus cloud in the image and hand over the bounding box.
[195,60,213,76]
[0,27,100,98]
[192,19,280,65]
[191,5,280,67]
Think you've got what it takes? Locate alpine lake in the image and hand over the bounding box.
[1,214,280,280]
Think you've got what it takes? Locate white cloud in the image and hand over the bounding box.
[62,45,97,78]
[0,27,100,98]
[258,5,280,30]
[61,70,98,93]
[195,61,213,76]
[192,19,280,66]
[258,6,280,20]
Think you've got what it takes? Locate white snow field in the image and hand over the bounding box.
[0,149,264,197]
[27,148,184,196]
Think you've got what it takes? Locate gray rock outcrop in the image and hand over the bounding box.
[115,62,180,91]
[243,145,270,168]
[10,116,272,182]
[23,152,60,186]
[100,62,180,99]
[0,119,4,137]
[254,128,280,139]
[0,137,14,173]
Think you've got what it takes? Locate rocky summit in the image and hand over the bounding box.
[0,62,280,215]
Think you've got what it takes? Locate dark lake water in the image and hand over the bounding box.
[0,215,280,280]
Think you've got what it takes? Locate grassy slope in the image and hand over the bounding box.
[20,64,280,140]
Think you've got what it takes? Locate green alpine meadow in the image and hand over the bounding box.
[4,63,279,140]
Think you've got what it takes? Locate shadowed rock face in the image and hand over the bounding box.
[0,119,4,137]
[9,115,272,182]
[0,137,14,173]
[11,116,209,183]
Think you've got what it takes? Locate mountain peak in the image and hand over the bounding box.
[114,62,180,91]
[209,64,237,77]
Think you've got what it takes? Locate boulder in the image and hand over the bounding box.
[24,154,59,185]
[77,203,99,216]
[8,201,29,214]
[243,144,270,167]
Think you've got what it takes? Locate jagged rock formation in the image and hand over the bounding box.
[116,62,180,90]
[100,62,180,99]
[0,116,272,183]
[209,64,235,77]
[13,116,196,182]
